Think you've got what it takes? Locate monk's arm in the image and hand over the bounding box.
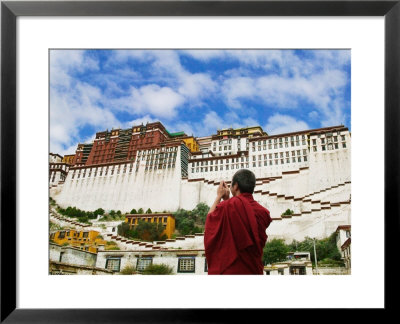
[209,196,223,214]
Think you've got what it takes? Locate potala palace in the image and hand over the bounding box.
[49,121,351,242]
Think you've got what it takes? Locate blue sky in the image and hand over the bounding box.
[50,49,351,155]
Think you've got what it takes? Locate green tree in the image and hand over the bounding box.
[130,208,137,214]
[94,208,105,216]
[263,239,289,265]
[192,202,210,224]
[137,208,144,214]
[141,264,173,275]
[288,233,342,265]
[117,222,137,239]
[146,208,152,214]
[136,220,165,241]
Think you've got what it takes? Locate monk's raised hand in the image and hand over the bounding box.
[222,181,230,200]
[217,181,227,199]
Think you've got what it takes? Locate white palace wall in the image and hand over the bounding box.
[51,128,351,242]
[54,148,351,216]
[54,149,184,213]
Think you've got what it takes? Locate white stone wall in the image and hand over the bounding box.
[50,244,97,267]
[49,243,62,262]
[51,128,351,243]
[267,204,351,243]
[54,147,184,213]
[96,250,207,275]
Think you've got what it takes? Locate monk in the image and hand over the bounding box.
[204,169,272,275]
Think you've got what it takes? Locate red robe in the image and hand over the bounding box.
[204,193,272,275]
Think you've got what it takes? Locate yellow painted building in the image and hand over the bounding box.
[182,137,200,153]
[216,126,267,137]
[125,213,175,239]
[50,229,107,253]
[62,154,75,165]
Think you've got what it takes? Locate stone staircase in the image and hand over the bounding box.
[101,233,205,251]
[49,207,91,229]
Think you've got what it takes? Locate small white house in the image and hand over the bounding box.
[335,225,351,271]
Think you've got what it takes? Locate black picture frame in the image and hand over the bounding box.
[1,0,398,322]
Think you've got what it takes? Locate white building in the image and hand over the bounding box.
[264,252,313,275]
[336,225,351,271]
[50,124,351,243]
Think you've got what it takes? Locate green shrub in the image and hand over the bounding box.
[263,239,289,264]
[318,258,345,267]
[141,264,173,275]
[282,209,294,216]
[120,265,137,275]
[105,246,120,251]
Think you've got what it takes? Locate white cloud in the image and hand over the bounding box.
[50,50,99,88]
[221,77,256,108]
[122,115,157,129]
[109,50,218,102]
[129,84,185,118]
[265,114,309,135]
[308,110,319,120]
[178,73,217,101]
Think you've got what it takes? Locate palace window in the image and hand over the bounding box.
[136,257,153,271]
[178,257,196,273]
[106,257,121,272]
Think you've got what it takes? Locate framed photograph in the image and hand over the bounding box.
[1,0,398,321]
